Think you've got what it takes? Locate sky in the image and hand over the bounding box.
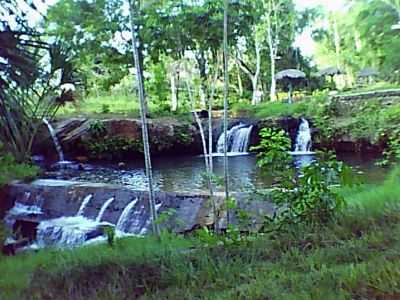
[294,0,346,57]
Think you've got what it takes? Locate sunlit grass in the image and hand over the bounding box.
[1,167,400,299]
[57,93,143,118]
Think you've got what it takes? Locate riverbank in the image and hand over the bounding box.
[233,89,400,156]
[32,89,400,163]
[1,166,400,299]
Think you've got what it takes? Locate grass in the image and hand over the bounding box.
[231,92,327,119]
[0,154,39,187]
[57,92,192,121]
[58,93,143,118]
[1,167,400,299]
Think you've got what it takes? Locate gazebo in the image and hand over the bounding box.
[357,67,379,84]
[276,69,306,104]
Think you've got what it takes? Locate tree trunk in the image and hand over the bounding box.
[266,0,277,102]
[196,51,208,109]
[237,65,243,97]
[186,76,217,231]
[223,0,230,227]
[270,53,276,101]
[128,0,159,236]
[251,77,259,105]
[170,65,178,111]
[252,38,262,105]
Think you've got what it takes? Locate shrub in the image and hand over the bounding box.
[271,153,353,226]
[252,126,353,227]
[251,128,292,173]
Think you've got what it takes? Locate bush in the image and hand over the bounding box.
[251,128,292,173]
[252,126,353,227]
[271,153,353,226]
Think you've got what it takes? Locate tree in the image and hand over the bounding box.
[128,0,159,236]
[235,24,265,105]
[313,1,400,83]
[381,0,400,28]
[263,0,296,101]
[45,0,129,92]
[0,1,74,162]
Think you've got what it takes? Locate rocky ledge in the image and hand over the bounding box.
[33,114,384,162]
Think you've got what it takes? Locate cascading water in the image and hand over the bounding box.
[216,123,253,154]
[42,118,65,162]
[96,197,115,222]
[116,198,139,232]
[76,194,93,217]
[139,202,163,235]
[293,118,313,154]
[36,216,104,248]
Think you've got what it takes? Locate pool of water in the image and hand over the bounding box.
[43,152,389,193]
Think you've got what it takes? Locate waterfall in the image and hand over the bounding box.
[293,118,313,154]
[42,118,65,162]
[116,198,139,232]
[216,123,253,154]
[36,216,102,248]
[96,197,115,222]
[76,194,93,217]
[139,202,163,235]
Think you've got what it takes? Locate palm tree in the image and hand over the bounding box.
[128,0,159,236]
[0,4,74,162]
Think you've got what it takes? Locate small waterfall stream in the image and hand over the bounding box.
[216,123,253,154]
[76,194,93,217]
[292,118,313,154]
[116,198,139,232]
[42,118,65,162]
[96,197,115,222]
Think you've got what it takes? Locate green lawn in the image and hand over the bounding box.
[57,93,143,118]
[1,167,400,299]
[57,93,194,122]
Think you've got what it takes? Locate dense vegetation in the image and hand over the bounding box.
[1,1,400,299]
[1,167,400,299]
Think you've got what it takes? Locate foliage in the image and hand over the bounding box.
[155,208,178,229]
[84,136,143,160]
[0,4,75,162]
[88,120,107,138]
[377,128,400,166]
[231,91,329,119]
[104,226,115,248]
[0,153,39,187]
[251,127,292,172]
[252,124,353,226]
[270,152,354,227]
[313,1,400,83]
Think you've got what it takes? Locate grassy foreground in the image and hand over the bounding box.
[1,168,400,299]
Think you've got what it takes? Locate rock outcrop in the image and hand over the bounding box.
[33,116,314,161]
